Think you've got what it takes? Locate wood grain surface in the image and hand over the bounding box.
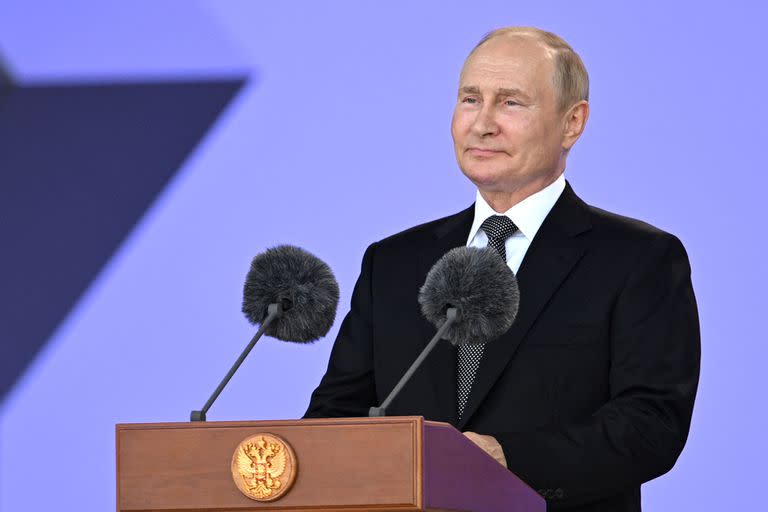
[117,417,426,512]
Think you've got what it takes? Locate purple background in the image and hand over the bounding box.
[1,1,765,510]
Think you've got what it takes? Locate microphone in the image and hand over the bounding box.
[369,246,519,417]
[191,245,339,421]
[418,245,520,345]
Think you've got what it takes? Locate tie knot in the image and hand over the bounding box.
[480,215,518,242]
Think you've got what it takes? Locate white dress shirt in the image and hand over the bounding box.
[466,174,566,274]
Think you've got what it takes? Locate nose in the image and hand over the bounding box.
[471,103,499,137]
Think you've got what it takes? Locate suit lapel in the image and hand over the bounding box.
[456,183,592,430]
[416,205,474,426]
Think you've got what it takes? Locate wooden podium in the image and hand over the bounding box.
[116,416,544,512]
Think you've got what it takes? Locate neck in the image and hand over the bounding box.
[479,171,563,213]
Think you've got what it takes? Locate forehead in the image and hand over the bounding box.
[460,35,555,95]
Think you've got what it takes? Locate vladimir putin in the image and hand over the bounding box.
[305,27,700,512]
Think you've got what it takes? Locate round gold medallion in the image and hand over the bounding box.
[231,433,297,502]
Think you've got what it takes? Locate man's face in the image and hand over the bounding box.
[451,35,568,195]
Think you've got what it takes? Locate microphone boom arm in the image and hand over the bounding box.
[369,307,458,417]
[190,303,283,422]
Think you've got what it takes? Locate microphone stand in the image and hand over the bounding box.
[369,307,459,417]
[190,303,283,421]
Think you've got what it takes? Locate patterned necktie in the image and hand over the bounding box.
[456,215,518,419]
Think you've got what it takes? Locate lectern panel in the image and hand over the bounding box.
[117,417,423,511]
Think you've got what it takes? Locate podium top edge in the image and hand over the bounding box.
[116,416,452,431]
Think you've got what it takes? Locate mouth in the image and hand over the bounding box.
[467,147,504,157]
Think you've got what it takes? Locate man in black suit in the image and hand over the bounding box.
[304,27,700,512]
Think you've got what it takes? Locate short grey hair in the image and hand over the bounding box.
[466,27,589,112]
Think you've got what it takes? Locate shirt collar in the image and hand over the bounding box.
[466,173,567,244]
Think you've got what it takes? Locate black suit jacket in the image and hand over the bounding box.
[304,183,700,512]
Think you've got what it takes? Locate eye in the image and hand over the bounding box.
[504,99,519,106]
[461,97,478,104]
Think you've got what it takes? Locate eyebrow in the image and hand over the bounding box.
[459,86,531,101]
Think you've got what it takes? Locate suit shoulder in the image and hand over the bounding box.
[587,204,679,243]
[584,204,688,262]
[372,206,473,249]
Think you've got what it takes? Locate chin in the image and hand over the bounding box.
[459,163,509,191]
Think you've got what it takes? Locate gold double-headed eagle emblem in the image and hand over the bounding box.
[231,433,297,501]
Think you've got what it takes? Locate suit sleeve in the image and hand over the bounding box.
[303,243,378,418]
[495,234,701,506]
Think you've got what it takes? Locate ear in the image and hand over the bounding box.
[562,100,589,151]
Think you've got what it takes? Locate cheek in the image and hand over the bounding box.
[498,114,532,144]
[504,117,549,154]
[451,111,468,141]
